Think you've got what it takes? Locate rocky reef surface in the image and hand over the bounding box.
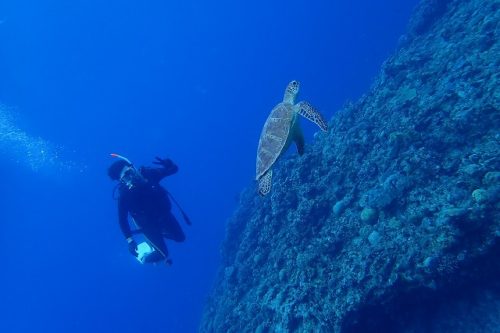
[200,0,499,332]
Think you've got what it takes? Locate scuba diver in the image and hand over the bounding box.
[108,153,190,266]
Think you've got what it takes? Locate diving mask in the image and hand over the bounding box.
[120,165,142,189]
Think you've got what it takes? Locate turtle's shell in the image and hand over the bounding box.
[256,102,295,180]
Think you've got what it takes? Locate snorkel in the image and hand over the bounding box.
[110,153,133,165]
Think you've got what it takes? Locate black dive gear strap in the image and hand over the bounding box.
[167,190,192,226]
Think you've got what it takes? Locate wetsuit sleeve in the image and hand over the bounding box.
[118,197,132,239]
[141,162,178,183]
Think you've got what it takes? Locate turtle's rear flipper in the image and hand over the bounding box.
[258,170,272,196]
[294,126,305,155]
[297,101,328,131]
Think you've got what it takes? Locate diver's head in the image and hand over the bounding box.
[108,159,132,181]
[118,165,144,189]
[108,154,145,189]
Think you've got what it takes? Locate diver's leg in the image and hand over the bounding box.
[142,226,169,259]
[143,251,165,263]
[162,213,186,242]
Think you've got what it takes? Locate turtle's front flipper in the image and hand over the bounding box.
[258,170,273,196]
[297,101,328,131]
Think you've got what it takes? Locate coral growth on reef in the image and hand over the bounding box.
[200,0,499,332]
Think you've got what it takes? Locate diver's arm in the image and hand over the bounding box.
[118,198,133,239]
[141,160,178,182]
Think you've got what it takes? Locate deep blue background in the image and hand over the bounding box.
[0,1,418,332]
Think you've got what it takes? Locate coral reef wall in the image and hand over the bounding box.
[200,0,499,332]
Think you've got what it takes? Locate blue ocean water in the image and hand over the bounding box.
[0,1,418,332]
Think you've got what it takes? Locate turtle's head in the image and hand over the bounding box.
[283,80,300,104]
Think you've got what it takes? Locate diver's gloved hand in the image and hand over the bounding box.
[127,237,137,257]
[153,157,174,169]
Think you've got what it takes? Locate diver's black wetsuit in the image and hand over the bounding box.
[117,163,185,259]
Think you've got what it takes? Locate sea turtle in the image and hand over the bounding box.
[256,80,328,196]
